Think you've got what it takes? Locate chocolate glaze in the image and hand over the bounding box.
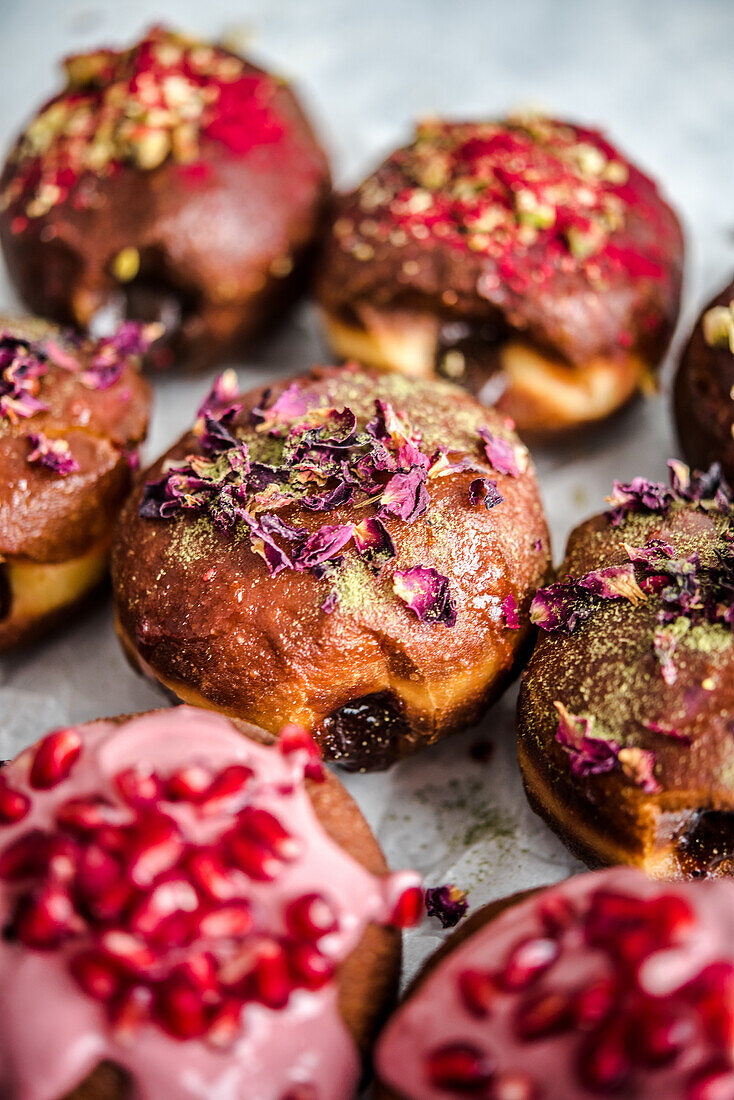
[675,810,734,878]
[675,278,734,483]
[316,692,411,772]
[435,317,509,406]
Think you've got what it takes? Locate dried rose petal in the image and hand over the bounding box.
[502,594,520,629]
[478,427,527,478]
[251,382,316,433]
[393,567,457,627]
[469,477,504,508]
[530,583,594,634]
[554,702,620,777]
[295,524,355,571]
[380,468,429,522]
[577,564,646,605]
[425,884,468,928]
[26,432,79,476]
[353,517,396,573]
[196,369,240,422]
[618,747,661,793]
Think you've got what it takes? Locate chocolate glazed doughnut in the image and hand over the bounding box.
[0,315,151,650]
[517,461,734,880]
[317,115,683,435]
[112,364,551,770]
[0,707,420,1099]
[0,26,330,372]
[374,867,734,1099]
[675,279,734,482]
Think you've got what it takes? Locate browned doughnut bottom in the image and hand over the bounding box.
[322,306,649,434]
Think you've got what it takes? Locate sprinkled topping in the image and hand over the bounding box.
[140,373,513,627]
[425,884,469,929]
[2,26,286,220]
[336,115,671,298]
[502,594,520,629]
[26,431,79,476]
[702,301,734,353]
[554,701,661,793]
[0,334,48,422]
[478,426,528,478]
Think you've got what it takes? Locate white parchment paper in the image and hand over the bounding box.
[0,0,733,983]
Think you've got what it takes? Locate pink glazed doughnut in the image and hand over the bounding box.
[0,706,419,1100]
[375,867,734,1099]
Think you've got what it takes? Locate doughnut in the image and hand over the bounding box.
[675,278,734,482]
[111,363,550,769]
[0,706,419,1098]
[0,314,151,650]
[316,115,683,434]
[516,461,734,879]
[374,866,734,1099]
[0,26,330,372]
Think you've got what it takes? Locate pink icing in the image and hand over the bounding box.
[376,867,734,1099]
[0,707,418,1100]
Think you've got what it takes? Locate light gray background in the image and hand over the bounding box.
[0,0,732,975]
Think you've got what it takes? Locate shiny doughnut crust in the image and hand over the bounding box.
[0,28,330,372]
[0,316,150,650]
[516,495,734,880]
[112,365,550,770]
[675,279,734,482]
[374,869,734,1100]
[0,709,402,1099]
[317,116,683,434]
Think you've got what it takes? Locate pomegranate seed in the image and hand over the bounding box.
[156,976,208,1039]
[458,969,497,1018]
[251,939,292,1009]
[650,894,696,946]
[577,1017,631,1092]
[100,929,159,975]
[686,963,734,1050]
[427,1042,495,1092]
[281,1089,317,1100]
[488,1072,538,1100]
[198,901,252,939]
[289,942,335,991]
[687,1064,734,1100]
[573,976,616,1030]
[207,997,244,1047]
[237,807,301,861]
[198,764,253,815]
[187,847,242,902]
[11,881,80,948]
[126,812,184,887]
[70,950,123,1002]
[226,830,282,881]
[0,830,58,881]
[29,728,82,789]
[0,777,30,824]
[585,889,650,949]
[114,767,163,806]
[391,885,424,928]
[630,1000,693,1066]
[285,893,338,941]
[76,846,135,922]
[109,984,153,1043]
[497,937,560,991]
[278,724,325,781]
[537,892,576,935]
[130,876,199,936]
[166,765,213,803]
[514,990,573,1041]
[56,797,121,833]
[175,952,219,996]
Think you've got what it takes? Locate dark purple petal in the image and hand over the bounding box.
[200,415,241,454]
[554,702,620,777]
[251,382,316,432]
[380,469,429,522]
[425,885,468,929]
[301,481,355,512]
[321,590,339,614]
[83,321,161,389]
[196,369,241,422]
[0,334,49,422]
[477,426,527,478]
[530,582,595,633]
[240,512,296,576]
[576,564,646,605]
[502,594,520,629]
[26,432,79,476]
[366,398,416,446]
[606,476,674,525]
[469,477,504,509]
[295,524,355,571]
[353,517,396,573]
[393,566,457,626]
[624,540,675,565]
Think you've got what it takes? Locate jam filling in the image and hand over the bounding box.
[316,691,411,772]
